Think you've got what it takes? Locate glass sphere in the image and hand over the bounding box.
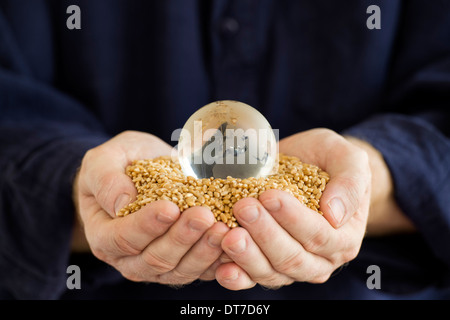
[177,100,278,179]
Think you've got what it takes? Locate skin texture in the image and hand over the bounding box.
[72,129,415,289]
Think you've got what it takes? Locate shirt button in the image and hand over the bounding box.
[220,17,240,36]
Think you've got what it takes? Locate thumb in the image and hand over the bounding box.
[79,146,138,218]
[274,128,371,229]
[78,131,174,218]
[319,145,370,228]
[320,174,367,228]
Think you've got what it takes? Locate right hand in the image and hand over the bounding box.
[73,131,229,285]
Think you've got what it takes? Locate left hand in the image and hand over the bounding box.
[215,128,371,289]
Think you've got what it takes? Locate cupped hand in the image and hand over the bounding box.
[74,131,229,285]
[215,128,371,289]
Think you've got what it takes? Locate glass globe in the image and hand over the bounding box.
[177,100,278,179]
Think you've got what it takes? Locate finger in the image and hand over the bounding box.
[259,189,341,259]
[231,197,333,282]
[215,262,256,291]
[130,206,215,279]
[79,150,137,218]
[199,259,222,281]
[220,226,294,287]
[261,188,366,266]
[319,143,370,228]
[79,131,174,217]
[84,200,180,261]
[158,221,229,284]
[112,200,181,255]
[279,129,370,228]
[219,252,233,264]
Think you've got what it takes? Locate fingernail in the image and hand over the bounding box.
[228,238,246,254]
[328,197,346,226]
[114,193,131,214]
[237,205,259,224]
[223,271,239,282]
[219,254,233,263]
[261,197,281,212]
[188,218,210,232]
[156,212,176,224]
[207,233,223,248]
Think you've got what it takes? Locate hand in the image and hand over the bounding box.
[215,129,371,289]
[73,131,229,285]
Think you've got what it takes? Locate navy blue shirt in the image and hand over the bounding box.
[0,0,449,299]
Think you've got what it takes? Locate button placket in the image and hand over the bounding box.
[211,0,271,106]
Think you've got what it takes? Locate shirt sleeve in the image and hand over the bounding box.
[342,1,450,273]
[0,6,108,299]
[344,113,450,267]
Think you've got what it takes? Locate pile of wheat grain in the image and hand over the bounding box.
[118,154,329,228]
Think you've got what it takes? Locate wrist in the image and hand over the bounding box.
[71,167,91,253]
[345,136,415,236]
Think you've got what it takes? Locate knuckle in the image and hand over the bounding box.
[171,230,196,247]
[250,269,276,283]
[312,128,337,140]
[259,282,286,290]
[169,269,197,285]
[89,236,120,266]
[78,151,93,180]
[112,232,142,256]
[141,251,176,274]
[119,268,144,282]
[303,231,330,253]
[90,246,104,261]
[309,273,331,284]
[82,148,97,165]
[119,130,139,138]
[329,234,361,264]
[82,147,105,172]
[252,272,284,288]
[90,245,111,264]
[355,146,370,166]
[342,246,360,263]
[272,250,305,275]
[199,273,215,281]
[86,232,110,263]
